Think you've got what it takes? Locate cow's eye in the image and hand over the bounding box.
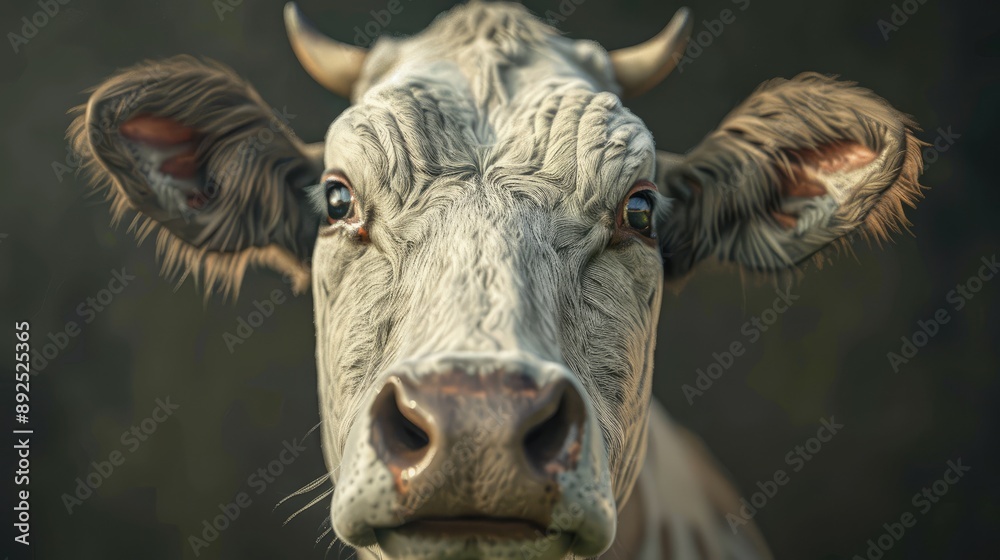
[325,179,354,223]
[623,190,654,236]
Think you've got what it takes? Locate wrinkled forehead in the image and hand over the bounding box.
[323,80,657,213]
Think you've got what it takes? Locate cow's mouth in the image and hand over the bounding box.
[385,516,547,539]
[374,516,574,559]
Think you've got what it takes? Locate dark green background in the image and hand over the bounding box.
[1,0,997,558]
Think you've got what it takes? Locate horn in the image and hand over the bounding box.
[610,8,693,98]
[284,2,367,97]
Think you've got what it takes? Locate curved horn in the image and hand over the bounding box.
[610,8,693,98]
[284,2,367,97]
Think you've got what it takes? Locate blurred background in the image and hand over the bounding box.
[0,0,996,558]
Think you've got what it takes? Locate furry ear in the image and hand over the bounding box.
[655,72,926,278]
[69,55,324,298]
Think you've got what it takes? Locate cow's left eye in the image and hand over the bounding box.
[622,190,654,236]
[325,179,354,223]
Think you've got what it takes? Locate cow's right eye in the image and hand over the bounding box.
[615,181,658,243]
[623,191,653,234]
[325,179,354,223]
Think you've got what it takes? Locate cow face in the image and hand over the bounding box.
[70,2,923,559]
[311,79,660,560]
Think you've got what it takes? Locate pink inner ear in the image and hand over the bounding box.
[773,141,878,229]
[120,114,200,180]
[159,152,199,179]
[781,141,878,198]
[120,114,197,147]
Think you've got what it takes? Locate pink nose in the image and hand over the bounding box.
[368,364,587,507]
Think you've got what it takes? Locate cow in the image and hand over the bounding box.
[68,1,925,558]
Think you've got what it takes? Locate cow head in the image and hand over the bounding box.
[69,2,923,558]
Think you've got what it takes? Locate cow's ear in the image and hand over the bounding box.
[655,72,926,278]
[68,55,324,298]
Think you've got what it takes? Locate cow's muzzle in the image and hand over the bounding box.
[370,367,587,495]
[331,355,616,559]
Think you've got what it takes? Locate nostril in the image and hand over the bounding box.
[522,383,586,474]
[371,381,432,463]
[524,394,570,468]
[396,408,430,451]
